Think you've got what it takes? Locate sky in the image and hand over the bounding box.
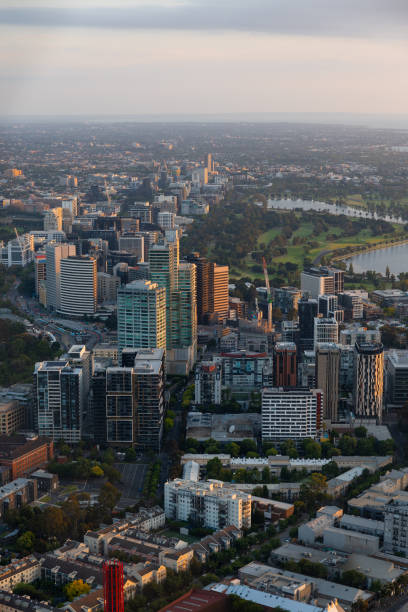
[1,0,408,117]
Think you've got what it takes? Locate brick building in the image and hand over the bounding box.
[0,435,53,480]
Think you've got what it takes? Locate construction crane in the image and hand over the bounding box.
[262,256,273,332]
[14,227,23,249]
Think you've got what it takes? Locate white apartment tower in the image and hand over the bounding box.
[262,387,323,442]
[164,479,251,529]
[59,256,97,317]
[45,242,76,310]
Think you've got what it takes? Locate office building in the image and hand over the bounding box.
[0,234,34,268]
[62,197,78,216]
[386,350,408,408]
[0,435,53,480]
[273,343,297,387]
[194,361,222,406]
[301,267,344,298]
[298,299,318,351]
[164,479,251,529]
[274,286,302,315]
[339,291,364,320]
[157,211,175,230]
[97,272,120,303]
[118,235,144,261]
[43,208,63,232]
[0,402,25,436]
[301,268,334,298]
[314,317,338,350]
[318,295,338,318]
[59,256,97,317]
[354,342,384,421]
[262,387,323,442]
[316,343,340,422]
[340,325,381,346]
[34,360,83,442]
[129,202,152,224]
[45,242,76,310]
[191,167,208,185]
[0,479,38,519]
[117,280,166,355]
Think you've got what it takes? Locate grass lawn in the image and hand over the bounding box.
[61,484,78,494]
[234,216,407,280]
[161,529,199,544]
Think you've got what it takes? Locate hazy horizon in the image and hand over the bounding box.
[1,1,407,117]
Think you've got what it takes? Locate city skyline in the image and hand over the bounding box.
[1,0,407,116]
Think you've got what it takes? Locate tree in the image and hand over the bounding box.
[64,580,91,601]
[300,473,328,511]
[90,465,104,477]
[16,530,35,553]
[98,482,121,510]
[341,570,367,589]
[125,447,137,462]
[226,442,240,457]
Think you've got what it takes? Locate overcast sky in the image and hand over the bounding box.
[1,0,407,117]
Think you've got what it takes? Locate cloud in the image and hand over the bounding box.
[0,0,407,38]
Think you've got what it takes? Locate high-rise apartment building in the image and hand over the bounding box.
[150,241,179,347]
[34,360,83,442]
[171,262,197,351]
[314,317,339,350]
[133,349,165,451]
[185,253,211,323]
[59,256,97,317]
[211,264,229,322]
[34,253,46,297]
[185,253,229,324]
[117,280,166,355]
[103,560,124,612]
[194,361,222,406]
[273,342,297,387]
[354,342,384,421]
[164,479,251,529]
[262,387,323,442]
[384,497,408,557]
[315,343,340,422]
[45,242,76,310]
[92,349,165,451]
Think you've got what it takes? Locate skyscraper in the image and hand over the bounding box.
[117,280,166,355]
[172,262,197,350]
[211,264,229,322]
[316,343,340,422]
[150,241,179,347]
[298,299,318,351]
[354,342,384,421]
[59,255,97,317]
[185,252,211,323]
[45,242,76,310]
[34,360,83,442]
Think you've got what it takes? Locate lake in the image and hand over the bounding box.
[345,243,408,276]
[267,198,403,224]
